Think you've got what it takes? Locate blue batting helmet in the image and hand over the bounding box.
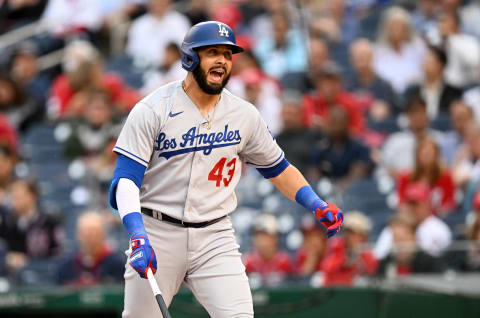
[180,21,244,72]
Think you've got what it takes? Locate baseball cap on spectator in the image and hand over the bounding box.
[404,182,431,203]
[342,211,372,235]
[241,68,263,87]
[254,214,279,235]
[234,35,253,53]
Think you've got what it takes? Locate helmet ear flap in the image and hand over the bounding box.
[181,46,199,72]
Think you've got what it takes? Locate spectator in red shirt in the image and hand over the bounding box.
[243,214,292,287]
[397,137,456,216]
[294,218,327,275]
[301,61,365,135]
[322,211,377,286]
[47,40,140,119]
[0,114,17,156]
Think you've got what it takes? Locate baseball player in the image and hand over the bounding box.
[109,21,343,318]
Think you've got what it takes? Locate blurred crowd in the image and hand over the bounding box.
[0,0,480,290]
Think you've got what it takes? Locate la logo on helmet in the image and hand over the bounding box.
[217,23,229,37]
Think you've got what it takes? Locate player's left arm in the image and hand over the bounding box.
[268,164,343,238]
[241,106,343,238]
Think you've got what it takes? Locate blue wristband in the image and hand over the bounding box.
[122,212,148,238]
[295,186,333,222]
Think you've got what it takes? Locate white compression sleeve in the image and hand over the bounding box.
[116,178,141,219]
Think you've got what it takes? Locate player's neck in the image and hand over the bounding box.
[183,75,220,116]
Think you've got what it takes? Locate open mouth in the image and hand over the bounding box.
[208,68,225,83]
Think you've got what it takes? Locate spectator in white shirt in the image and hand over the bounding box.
[373,6,426,95]
[461,0,480,39]
[453,124,480,215]
[432,11,480,89]
[462,68,480,126]
[374,182,452,260]
[441,101,475,167]
[404,45,462,120]
[141,42,187,95]
[254,10,307,79]
[227,68,283,136]
[126,0,190,68]
[41,0,103,36]
[381,94,443,176]
[99,0,146,19]
[411,0,440,36]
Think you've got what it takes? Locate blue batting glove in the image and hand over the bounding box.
[312,201,344,238]
[129,236,157,279]
[295,186,344,239]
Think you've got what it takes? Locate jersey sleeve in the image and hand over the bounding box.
[113,102,159,167]
[241,110,289,178]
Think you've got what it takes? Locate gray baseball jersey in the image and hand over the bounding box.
[114,80,284,222]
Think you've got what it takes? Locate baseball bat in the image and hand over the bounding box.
[147,268,172,318]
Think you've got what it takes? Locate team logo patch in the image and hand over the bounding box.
[217,23,229,37]
[155,125,241,159]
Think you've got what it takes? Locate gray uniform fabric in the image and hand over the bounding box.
[114,80,283,222]
[115,80,285,317]
[122,214,253,318]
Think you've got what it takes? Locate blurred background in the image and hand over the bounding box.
[0,0,480,317]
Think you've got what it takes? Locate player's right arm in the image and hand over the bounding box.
[109,102,159,279]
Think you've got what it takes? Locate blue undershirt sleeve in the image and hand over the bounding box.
[109,154,147,210]
[256,158,290,179]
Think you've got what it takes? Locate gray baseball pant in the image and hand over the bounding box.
[122,213,254,317]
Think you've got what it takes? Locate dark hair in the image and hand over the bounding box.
[411,137,442,184]
[428,45,448,67]
[166,42,180,56]
[0,73,25,106]
[0,145,13,157]
[405,93,426,112]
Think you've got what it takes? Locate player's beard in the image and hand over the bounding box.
[193,65,231,95]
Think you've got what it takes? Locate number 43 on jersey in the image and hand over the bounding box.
[208,157,236,187]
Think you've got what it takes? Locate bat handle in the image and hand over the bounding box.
[147,268,161,295]
[147,268,172,318]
